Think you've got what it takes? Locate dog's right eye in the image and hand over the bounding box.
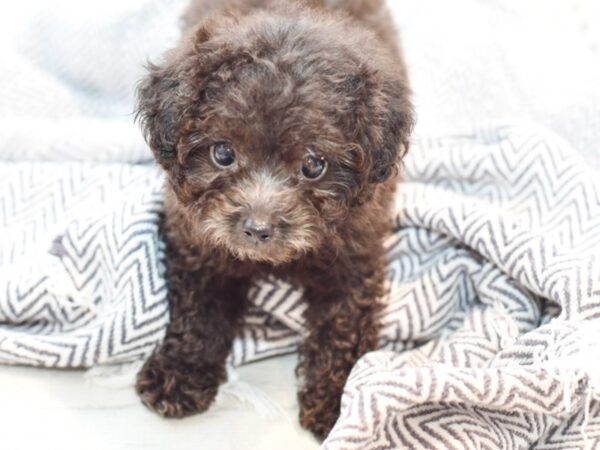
[210,142,236,168]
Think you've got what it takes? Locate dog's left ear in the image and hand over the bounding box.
[344,68,414,184]
[369,78,414,183]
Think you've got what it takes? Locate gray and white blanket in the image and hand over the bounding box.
[1,0,600,449]
[1,123,599,448]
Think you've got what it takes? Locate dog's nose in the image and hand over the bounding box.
[242,218,274,242]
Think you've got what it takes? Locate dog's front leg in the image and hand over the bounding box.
[297,276,384,440]
[136,251,249,418]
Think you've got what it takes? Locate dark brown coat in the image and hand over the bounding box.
[135,0,413,440]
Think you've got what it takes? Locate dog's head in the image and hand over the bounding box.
[136,9,413,265]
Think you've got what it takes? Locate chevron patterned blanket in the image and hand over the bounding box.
[1,124,599,448]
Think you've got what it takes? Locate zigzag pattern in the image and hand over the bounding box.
[0,163,169,367]
[1,124,599,448]
[322,125,600,449]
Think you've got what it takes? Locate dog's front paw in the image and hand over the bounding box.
[136,353,222,418]
[298,388,341,441]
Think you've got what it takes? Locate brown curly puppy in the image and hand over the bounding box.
[135,0,412,440]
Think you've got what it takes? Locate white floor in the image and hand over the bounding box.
[0,355,320,450]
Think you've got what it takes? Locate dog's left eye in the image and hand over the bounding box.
[301,155,327,180]
[210,142,236,167]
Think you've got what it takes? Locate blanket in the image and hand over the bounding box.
[1,123,599,448]
[323,125,600,449]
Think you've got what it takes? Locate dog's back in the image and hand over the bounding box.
[182,0,401,61]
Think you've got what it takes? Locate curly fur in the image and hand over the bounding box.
[135,0,413,441]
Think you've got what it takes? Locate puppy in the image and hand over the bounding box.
[135,0,413,440]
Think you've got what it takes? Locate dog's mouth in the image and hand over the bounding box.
[226,240,294,265]
[224,227,299,265]
[194,200,322,265]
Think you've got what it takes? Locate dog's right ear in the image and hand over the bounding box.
[136,23,218,169]
[135,61,181,169]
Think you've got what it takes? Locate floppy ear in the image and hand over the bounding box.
[135,24,217,170]
[135,62,180,169]
[369,78,414,183]
[342,67,413,184]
